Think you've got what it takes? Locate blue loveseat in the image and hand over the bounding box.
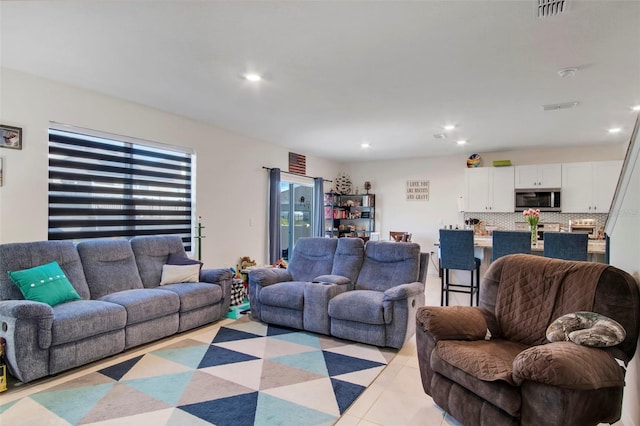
[249,237,428,348]
[0,235,232,383]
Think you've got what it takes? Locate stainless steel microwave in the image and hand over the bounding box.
[514,189,561,212]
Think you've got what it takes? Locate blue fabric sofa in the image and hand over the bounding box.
[249,237,428,348]
[0,235,232,383]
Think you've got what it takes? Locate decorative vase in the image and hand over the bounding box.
[530,225,538,246]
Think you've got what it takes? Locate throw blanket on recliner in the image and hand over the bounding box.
[495,254,609,346]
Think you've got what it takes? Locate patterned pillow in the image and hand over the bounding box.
[546,311,626,347]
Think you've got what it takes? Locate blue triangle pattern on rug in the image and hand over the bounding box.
[268,350,329,376]
[212,326,262,343]
[271,329,322,349]
[254,392,337,426]
[123,371,195,405]
[151,344,210,369]
[6,317,396,425]
[323,350,386,376]
[266,323,299,336]
[98,354,143,381]
[179,391,258,426]
[331,378,366,414]
[198,344,261,368]
[30,382,115,425]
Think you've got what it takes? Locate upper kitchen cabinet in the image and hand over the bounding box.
[514,164,562,188]
[561,161,622,213]
[465,166,514,212]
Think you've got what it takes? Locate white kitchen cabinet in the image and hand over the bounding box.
[561,161,622,213]
[514,164,562,188]
[465,167,514,212]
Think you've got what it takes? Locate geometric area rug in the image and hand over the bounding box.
[0,316,397,425]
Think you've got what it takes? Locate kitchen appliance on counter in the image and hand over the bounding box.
[514,189,561,212]
[515,222,560,240]
[569,218,598,239]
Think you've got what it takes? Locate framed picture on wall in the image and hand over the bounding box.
[1,125,22,150]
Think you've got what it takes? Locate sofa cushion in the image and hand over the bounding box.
[130,235,190,288]
[157,282,223,312]
[430,348,523,417]
[260,281,306,310]
[0,240,91,300]
[77,239,145,299]
[287,237,338,282]
[51,300,127,345]
[99,288,179,325]
[355,241,420,292]
[331,237,365,284]
[9,261,82,307]
[160,264,201,285]
[328,290,386,324]
[436,339,529,386]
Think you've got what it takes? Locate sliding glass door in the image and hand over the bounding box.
[279,180,314,260]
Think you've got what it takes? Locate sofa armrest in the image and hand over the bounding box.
[513,341,625,390]
[0,299,54,320]
[248,268,293,287]
[384,281,425,301]
[416,306,489,341]
[200,267,233,284]
[0,300,54,382]
[313,274,351,287]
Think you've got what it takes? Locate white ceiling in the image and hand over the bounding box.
[1,1,639,162]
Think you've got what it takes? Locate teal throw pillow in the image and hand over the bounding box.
[8,261,82,307]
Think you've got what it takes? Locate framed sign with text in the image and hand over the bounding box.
[406,180,429,201]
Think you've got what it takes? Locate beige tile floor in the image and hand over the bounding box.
[1,269,625,426]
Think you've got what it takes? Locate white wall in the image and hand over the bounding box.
[0,68,339,267]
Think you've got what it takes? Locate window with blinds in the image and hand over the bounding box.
[48,127,194,250]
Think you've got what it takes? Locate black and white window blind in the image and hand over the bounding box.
[48,127,194,250]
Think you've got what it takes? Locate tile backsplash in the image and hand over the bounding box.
[463,212,608,231]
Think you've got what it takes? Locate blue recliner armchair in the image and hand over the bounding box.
[328,241,426,348]
[249,237,364,333]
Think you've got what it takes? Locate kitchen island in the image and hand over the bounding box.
[472,236,606,255]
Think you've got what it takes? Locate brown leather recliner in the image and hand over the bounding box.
[416,254,640,426]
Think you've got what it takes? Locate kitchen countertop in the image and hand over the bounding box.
[473,236,606,255]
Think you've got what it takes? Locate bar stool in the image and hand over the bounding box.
[491,230,531,263]
[439,229,481,306]
[543,232,588,261]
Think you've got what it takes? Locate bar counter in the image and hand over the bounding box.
[472,236,606,255]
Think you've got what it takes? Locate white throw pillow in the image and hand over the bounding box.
[160,263,201,285]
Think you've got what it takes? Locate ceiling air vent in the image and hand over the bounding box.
[541,101,579,111]
[537,0,569,18]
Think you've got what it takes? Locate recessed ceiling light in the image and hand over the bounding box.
[632,105,640,111]
[433,133,447,139]
[443,125,456,131]
[244,73,262,82]
[608,127,622,134]
[456,140,467,145]
[361,142,370,148]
